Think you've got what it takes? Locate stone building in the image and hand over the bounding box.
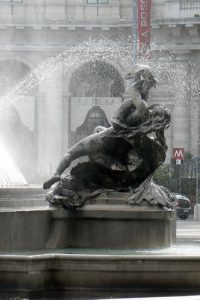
[151,0,200,161]
[0,0,199,182]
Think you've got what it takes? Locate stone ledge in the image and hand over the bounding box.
[0,208,51,251]
[47,205,175,250]
[0,251,200,296]
[52,205,174,220]
[0,185,46,208]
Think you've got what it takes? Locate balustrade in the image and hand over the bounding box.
[180,0,200,10]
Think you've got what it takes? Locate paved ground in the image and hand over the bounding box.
[176,215,200,242]
[104,297,200,300]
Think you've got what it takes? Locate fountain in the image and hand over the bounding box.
[0,41,200,299]
[42,64,175,252]
[0,140,27,187]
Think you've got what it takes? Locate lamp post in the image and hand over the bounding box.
[196,99,199,220]
[132,0,138,64]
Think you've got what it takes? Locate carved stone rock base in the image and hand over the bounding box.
[47,195,176,250]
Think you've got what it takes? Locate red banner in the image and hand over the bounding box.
[138,0,152,57]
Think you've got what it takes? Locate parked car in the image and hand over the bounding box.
[173,193,192,220]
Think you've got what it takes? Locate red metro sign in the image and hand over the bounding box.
[173,148,184,161]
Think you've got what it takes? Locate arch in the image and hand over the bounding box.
[0,55,35,71]
[0,59,38,97]
[68,60,125,97]
[0,59,38,183]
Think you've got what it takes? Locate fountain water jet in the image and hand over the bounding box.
[0,140,27,187]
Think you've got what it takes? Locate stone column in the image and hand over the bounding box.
[36,91,46,177]
[112,0,120,19]
[74,0,84,21]
[189,59,199,156]
[172,53,191,153]
[61,93,71,155]
[37,70,63,177]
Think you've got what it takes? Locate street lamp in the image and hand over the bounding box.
[196,98,200,220]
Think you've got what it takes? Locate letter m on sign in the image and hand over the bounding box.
[173,148,184,160]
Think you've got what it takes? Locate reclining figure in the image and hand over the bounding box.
[43,64,174,210]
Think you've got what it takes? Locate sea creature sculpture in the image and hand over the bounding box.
[43,64,173,210]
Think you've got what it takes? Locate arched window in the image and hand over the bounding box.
[69,60,124,98]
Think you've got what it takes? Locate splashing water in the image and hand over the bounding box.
[0,37,196,112]
[0,140,27,186]
[0,37,133,186]
[0,37,197,187]
[0,37,133,113]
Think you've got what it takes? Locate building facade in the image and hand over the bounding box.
[151,0,200,165]
[0,0,199,182]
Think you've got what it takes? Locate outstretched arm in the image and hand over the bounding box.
[43,152,73,190]
[53,153,73,175]
[43,132,105,190]
[43,141,88,190]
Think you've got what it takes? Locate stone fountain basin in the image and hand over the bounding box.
[0,189,199,297]
[1,249,200,297]
[0,185,46,207]
[0,190,175,251]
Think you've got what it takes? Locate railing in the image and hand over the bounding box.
[180,0,200,10]
[0,2,129,25]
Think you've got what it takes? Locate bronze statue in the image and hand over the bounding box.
[43,64,173,210]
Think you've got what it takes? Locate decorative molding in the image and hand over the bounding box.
[84,27,93,30]
[0,21,131,29]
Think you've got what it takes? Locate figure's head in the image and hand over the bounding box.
[124,64,157,101]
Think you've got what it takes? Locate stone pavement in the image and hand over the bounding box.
[105,297,200,300]
[176,217,200,242]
